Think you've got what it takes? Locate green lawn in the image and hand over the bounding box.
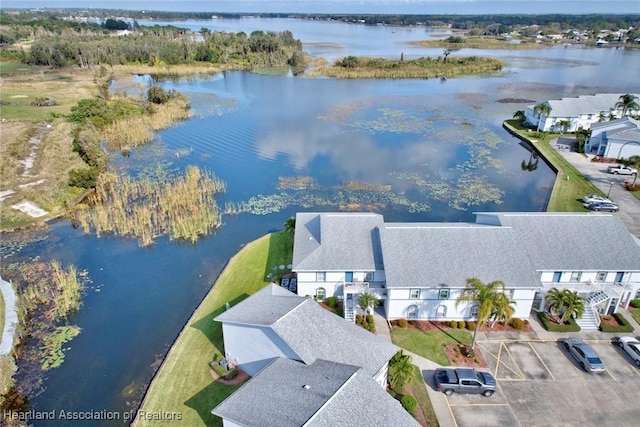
[390,328,471,366]
[630,308,640,326]
[134,231,293,427]
[408,364,439,427]
[504,120,603,212]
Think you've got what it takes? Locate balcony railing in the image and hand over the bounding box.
[541,280,631,298]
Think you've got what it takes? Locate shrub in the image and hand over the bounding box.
[466,321,476,331]
[388,389,396,398]
[225,369,238,381]
[510,318,525,330]
[326,296,338,308]
[365,314,374,326]
[401,395,417,413]
[68,167,100,189]
[449,320,458,328]
[630,299,640,309]
[599,313,634,333]
[355,315,364,326]
[537,311,580,332]
[396,318,408,328]
[458,321,466,329]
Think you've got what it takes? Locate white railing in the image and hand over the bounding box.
[541,281,626,298]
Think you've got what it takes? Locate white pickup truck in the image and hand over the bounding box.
[607,164,638,175]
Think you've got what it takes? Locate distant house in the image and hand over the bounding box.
[585,117,640,159]
[212,284,419,426]
[292,212,640,331]
[524,93,640,132]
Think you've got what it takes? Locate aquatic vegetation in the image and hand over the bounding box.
[74,165,226,246]
[39,325,81,370]
[277,176,318,190]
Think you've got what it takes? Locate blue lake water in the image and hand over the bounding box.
[5,16,639,425]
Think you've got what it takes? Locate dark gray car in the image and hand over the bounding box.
[564,337,606,372]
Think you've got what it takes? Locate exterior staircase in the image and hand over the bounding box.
[575,291,609,331]
[576,304,600,331]
[344,295,355,322]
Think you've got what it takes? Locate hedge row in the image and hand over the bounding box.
[537,311,581,332]
[599,312,634,333]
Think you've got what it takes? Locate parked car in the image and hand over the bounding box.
[618,336,640,367]
[607,164,638,175]
[563,338,606,372]
[581,194,611,205]
[434,367,497,397]
[588,202,619,212]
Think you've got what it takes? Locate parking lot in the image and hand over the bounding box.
[442,339,640,427]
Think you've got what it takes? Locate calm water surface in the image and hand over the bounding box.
[8,17,639,425]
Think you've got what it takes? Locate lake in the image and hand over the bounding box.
[8,17,640,425]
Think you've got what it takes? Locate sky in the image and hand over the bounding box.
[2,1,640,15]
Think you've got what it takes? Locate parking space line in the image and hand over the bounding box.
[501,341,526,379]
[528,342,556,381]
[479,342,525,380]
[444,395,459,427]
[448,403,511,407]
[605,368,616,381]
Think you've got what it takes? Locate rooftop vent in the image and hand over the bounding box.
[302,384,310,390]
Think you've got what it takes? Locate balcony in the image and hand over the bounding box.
[540,281,630,298]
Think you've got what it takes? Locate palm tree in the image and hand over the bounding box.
[598,111,607,122]
[545,287,566,316]
[513,110,526,123]
[455,277,515,349]
[358,291,379,315]
[521,150,539,172]
[388,350,414,392]
[284,216,296,237]
[533,103,552,132]
[614,93,640,117]
[442,49,451,63]
[560,290,585,322]
[555,119,571,133]
[490,292,516,327]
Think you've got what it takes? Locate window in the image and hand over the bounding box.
[409,289,420,299]
[596,271,606,282]
[570,271,582,282]
[615,272,624,283]
[439,288,450,300]
[552,271,562,282]
[461,380,481,387]
[365,271,374,282]
[315,287,326,300]
[407,305,418,318]
[436,305,447,318]
[470,305,479,318]
[316,272,326,282]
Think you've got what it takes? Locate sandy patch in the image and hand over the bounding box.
[9,95,28,98]
[11,200,48,217]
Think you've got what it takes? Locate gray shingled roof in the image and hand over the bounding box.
[216,284,398,376]
[212,358,419,427]
[380,223,541,289]
[481,213,640,271]
[536,93,640,118]
[292,212,385,272]
[215,284,304,326]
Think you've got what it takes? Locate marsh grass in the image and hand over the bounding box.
[74,166,226,246]
[416,37,545,50]
[309,56,504,79]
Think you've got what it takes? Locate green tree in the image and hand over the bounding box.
[388,351,414,393]
[284,216,296,236]
[455,277,515,348]
[545,287,566,316]
[513,110,526,122]
[533,103,552,132]
[555,119,571,133]
[598,111,607,122]
[357,291,379,315]
[615,93,640,117]
[560,290,585,322]
[490,292,515,327]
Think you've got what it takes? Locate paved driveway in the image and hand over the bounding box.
[437,338,640,427]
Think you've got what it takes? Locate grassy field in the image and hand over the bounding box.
[503,120,604,212]
[408,364,439,427]
[390,328,472,366]
[134,231,293,427]
[415,37,545,50]
[630,308,640,326]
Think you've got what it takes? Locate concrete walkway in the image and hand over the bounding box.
[553,137,640,238]
[0,275,18,356]
[373,307,457,427]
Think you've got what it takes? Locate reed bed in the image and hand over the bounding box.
[416,38,545,50]
[309,56,504,79]
[74,166,226,246]
[102,98,192,149]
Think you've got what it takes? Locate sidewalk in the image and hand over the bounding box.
[0,275,18,356]
[373,306,457,427]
